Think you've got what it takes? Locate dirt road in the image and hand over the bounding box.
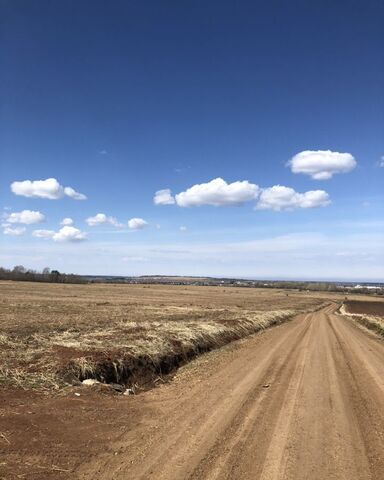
[76,304,384,480]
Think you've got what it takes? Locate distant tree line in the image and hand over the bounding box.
[0,265,87,284]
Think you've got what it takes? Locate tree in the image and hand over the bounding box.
[50,270,61,282]
[13,265,26,274]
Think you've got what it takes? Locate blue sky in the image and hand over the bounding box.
[1,0,383,280]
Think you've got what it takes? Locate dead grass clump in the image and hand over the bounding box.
[61,309,295,387]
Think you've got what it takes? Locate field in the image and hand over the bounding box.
[2,281,384,480]
[343,299,384,316]
[0,281,329,392]
[341,299,384,337]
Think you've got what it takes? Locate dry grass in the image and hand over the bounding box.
[0,281,341,391]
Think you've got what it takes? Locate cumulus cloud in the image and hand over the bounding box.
[6,210,45,224]
[32,229,55,239]
[11,178,87,200]
[288,150,357,180]
[175,178,259,207]
[86,213,123,227]
[2,225,26,236]
[128,218,148,230]
[60,217,74,226]
[153,189,175,205]
[52,226,87,242]
[180,226,187,232]
[32,226,87,242]
[256,185,331,211]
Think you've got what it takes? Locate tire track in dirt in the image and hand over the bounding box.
[188,315,313,480]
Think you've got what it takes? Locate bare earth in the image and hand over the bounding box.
[72,303,384,480]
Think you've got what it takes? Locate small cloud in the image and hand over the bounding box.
[2,225,26,236]
[287,150,357,180]
[32,226,87,242]
[86,213,123,227]
[153,189,175,205]
[11,178,87,200]
[362,201,370,208]
[256,185,331,211]
[63,186,87,200]
[155,224,161,229]
[378,156,384,167]
[52,226,87,242]
[6,210,45,224]
[99,149,108,155]
[60,217,74,226]
[175,178,260,207]
[128,218,148,230]
[32,229,55,239]
[179,226,187,232]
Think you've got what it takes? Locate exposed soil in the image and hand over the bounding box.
[0,387,145,479]
[344,299,384,316]
[2,304,384,479]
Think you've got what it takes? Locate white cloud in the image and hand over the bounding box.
[6,210,45,224]
[60,217,74,226]
[256,185,331,211]
[153,189,175,205]
[128,218,148,230]
[86,213,123,227]
[175,178,259,207]
[288,150,357,180]
[378,156,384,167]
[52,226,87,242]
[2,225,26,236]
[11,178,87,200]
[180,226,187,231]
[63,186,87,200]
[32,226,87,242]
[32,229,55,239]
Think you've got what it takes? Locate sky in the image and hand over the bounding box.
[1,0,383,281]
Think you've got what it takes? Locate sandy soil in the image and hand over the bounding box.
[2,303,384,479]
